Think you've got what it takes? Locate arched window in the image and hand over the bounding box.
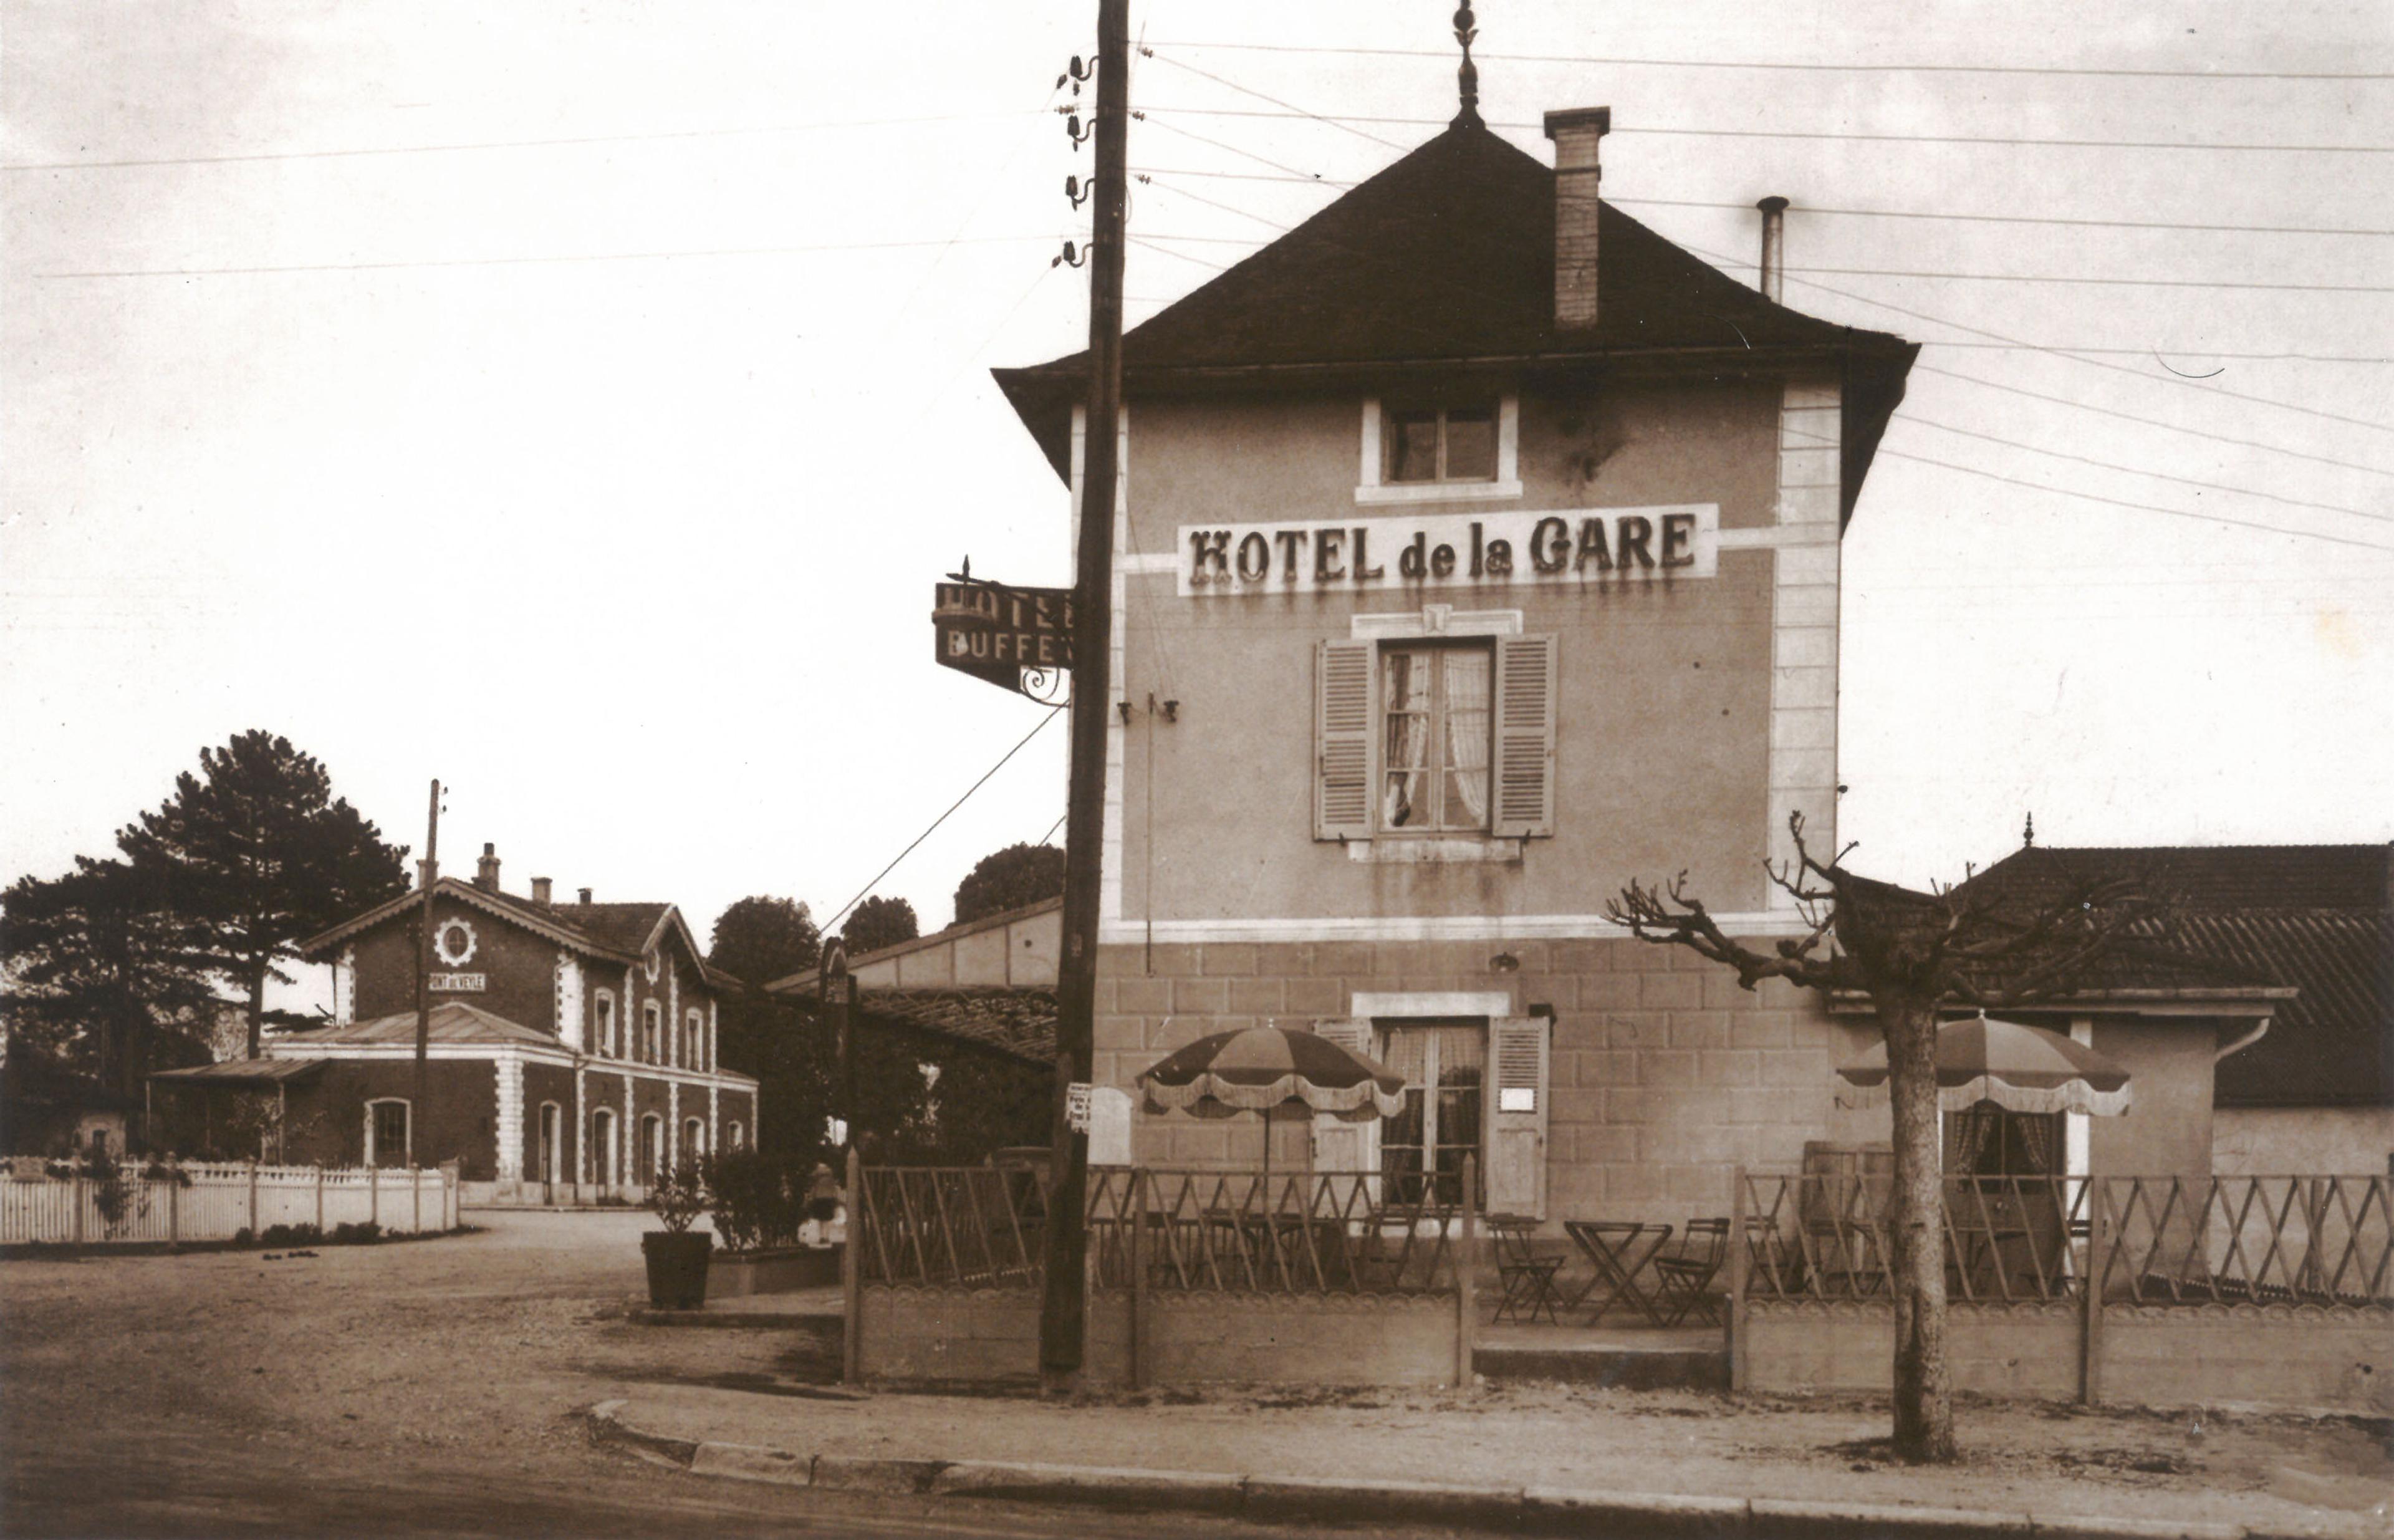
[681,1117,704,1168]
[365,1099,411,1169]
[591,1107,618,1189]
[594,991,617,1057]
[642,1001,661,1064]
[686,1009,706,1072]
[726,1120,746,1151]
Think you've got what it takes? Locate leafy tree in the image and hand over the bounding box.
[708,896,822,989]
[840,895,918,958]
[708,896,823,1089]
[2,858,220,1102]
[116,731,410,1058]
[1608,815,2165,1465]
[953,842,1065,926]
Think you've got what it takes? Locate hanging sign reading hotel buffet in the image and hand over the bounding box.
[1175,506,1718,597]
[932,577,1075,697]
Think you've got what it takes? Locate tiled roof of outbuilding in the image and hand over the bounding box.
[993,121,1917,522]
[1961,845,2392,1109]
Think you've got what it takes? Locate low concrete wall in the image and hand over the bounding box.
[1743,1301,2080,1400]
[858,1287,1041,1386]
[1090,1288,1458,1388]
[2105,1304,2393,1415]
[1741,1298,2392,1413]
[708,1246,842,1299]
[857,1285,1460,1389]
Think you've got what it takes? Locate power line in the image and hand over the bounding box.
[37,234,1063,281]
[1129,236,1231,271]
[1130,164,1357,188]
[1,109,1047,173]
[1133,113,1333,181]
[1788,265,2394,296]
[1145,40,2394,83]
[1137,47,1406,150]
[1135,173,1295,233]
[1611,196,2394,240]
[1915,363,2394,477]
[824,705,1065,934]
[1895,416,2394,524]
[1786,426,2394,552]
[1147,105,2394,156]
[1673,236,2394,435]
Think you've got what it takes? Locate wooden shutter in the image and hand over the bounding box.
[1308,1018,1382,1204]
[1483,1016,1551,1220]
[1491,634,1557,837]
[1315,638,1375,841]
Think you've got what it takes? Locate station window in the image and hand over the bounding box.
[595,992,617,1057]
[642,1001,662,1064]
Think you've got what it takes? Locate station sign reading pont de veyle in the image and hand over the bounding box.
[1175,506,1718,597]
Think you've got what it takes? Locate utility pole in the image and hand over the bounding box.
[1041,0,1128,1395]
[412,779,440,1122]
[821,938,853,1153]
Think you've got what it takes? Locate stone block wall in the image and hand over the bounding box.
[1742,1300,2080,1400]
[1097,935,1881,1221]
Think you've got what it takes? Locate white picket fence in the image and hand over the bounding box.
[0,1162,459,1245]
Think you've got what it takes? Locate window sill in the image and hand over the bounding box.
[1346,835,1526,865]
[1354,479,1524,506]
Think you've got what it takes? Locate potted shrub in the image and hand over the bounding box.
[640,1163,711,1309]
[700,1148,844,1298]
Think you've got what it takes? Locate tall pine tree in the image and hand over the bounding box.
[116,731,409,1057]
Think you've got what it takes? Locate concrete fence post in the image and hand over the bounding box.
[72,1173,86,1246]
[370,1164,380,1230]
[2080,1177,2108,1407]
[412,1165,423,1235]
[1456,1153,1479,1390]
[315,1164,325,1233]
[841,1147,862,1385]
[1129,1168,1148,1392]
[1728,1164,1750,1393]
[167,1160,181,1247]
[246,1159,259,1235]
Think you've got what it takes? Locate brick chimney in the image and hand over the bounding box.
[531,877,552,906]
[577,887,593,905]
[474,842,500,892]
[1542,107,1610,332]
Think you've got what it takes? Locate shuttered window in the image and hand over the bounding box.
[1314,632,1556,840]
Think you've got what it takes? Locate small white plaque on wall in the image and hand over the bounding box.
[1087,1086,1134,1168]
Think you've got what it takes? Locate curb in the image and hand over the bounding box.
[580,1401,2319,1540]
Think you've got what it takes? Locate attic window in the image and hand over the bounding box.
[1388,404,1495,483]
[1358,395,1521,505]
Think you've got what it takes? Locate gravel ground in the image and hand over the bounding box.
[4,1211,2385,1537]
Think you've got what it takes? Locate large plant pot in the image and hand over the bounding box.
[641,1231,712,1309]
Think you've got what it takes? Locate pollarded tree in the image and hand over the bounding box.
[953,842,1065,926]
[840,895,918,959]
[115,731,410,1059]
[1607,815,2166,1465]
[2,858,221,1101]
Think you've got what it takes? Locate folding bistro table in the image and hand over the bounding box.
[1564,1220,1676,1326]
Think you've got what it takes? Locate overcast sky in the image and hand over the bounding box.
[6,1,2389,1016]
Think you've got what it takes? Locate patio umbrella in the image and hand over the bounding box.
[1836,1011,2133,1117]
[1138,1023,1406,1186]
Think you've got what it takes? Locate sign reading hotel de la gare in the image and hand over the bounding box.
[1175,506,1718,597]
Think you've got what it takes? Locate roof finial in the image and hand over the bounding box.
[2023,811,2036,848]
[1451,4,1483,129]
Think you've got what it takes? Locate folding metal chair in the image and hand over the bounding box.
[1490,1215,1564,1324]
[1651,1218,1731,1326]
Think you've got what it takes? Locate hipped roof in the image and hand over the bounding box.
[993,121,1916,526]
